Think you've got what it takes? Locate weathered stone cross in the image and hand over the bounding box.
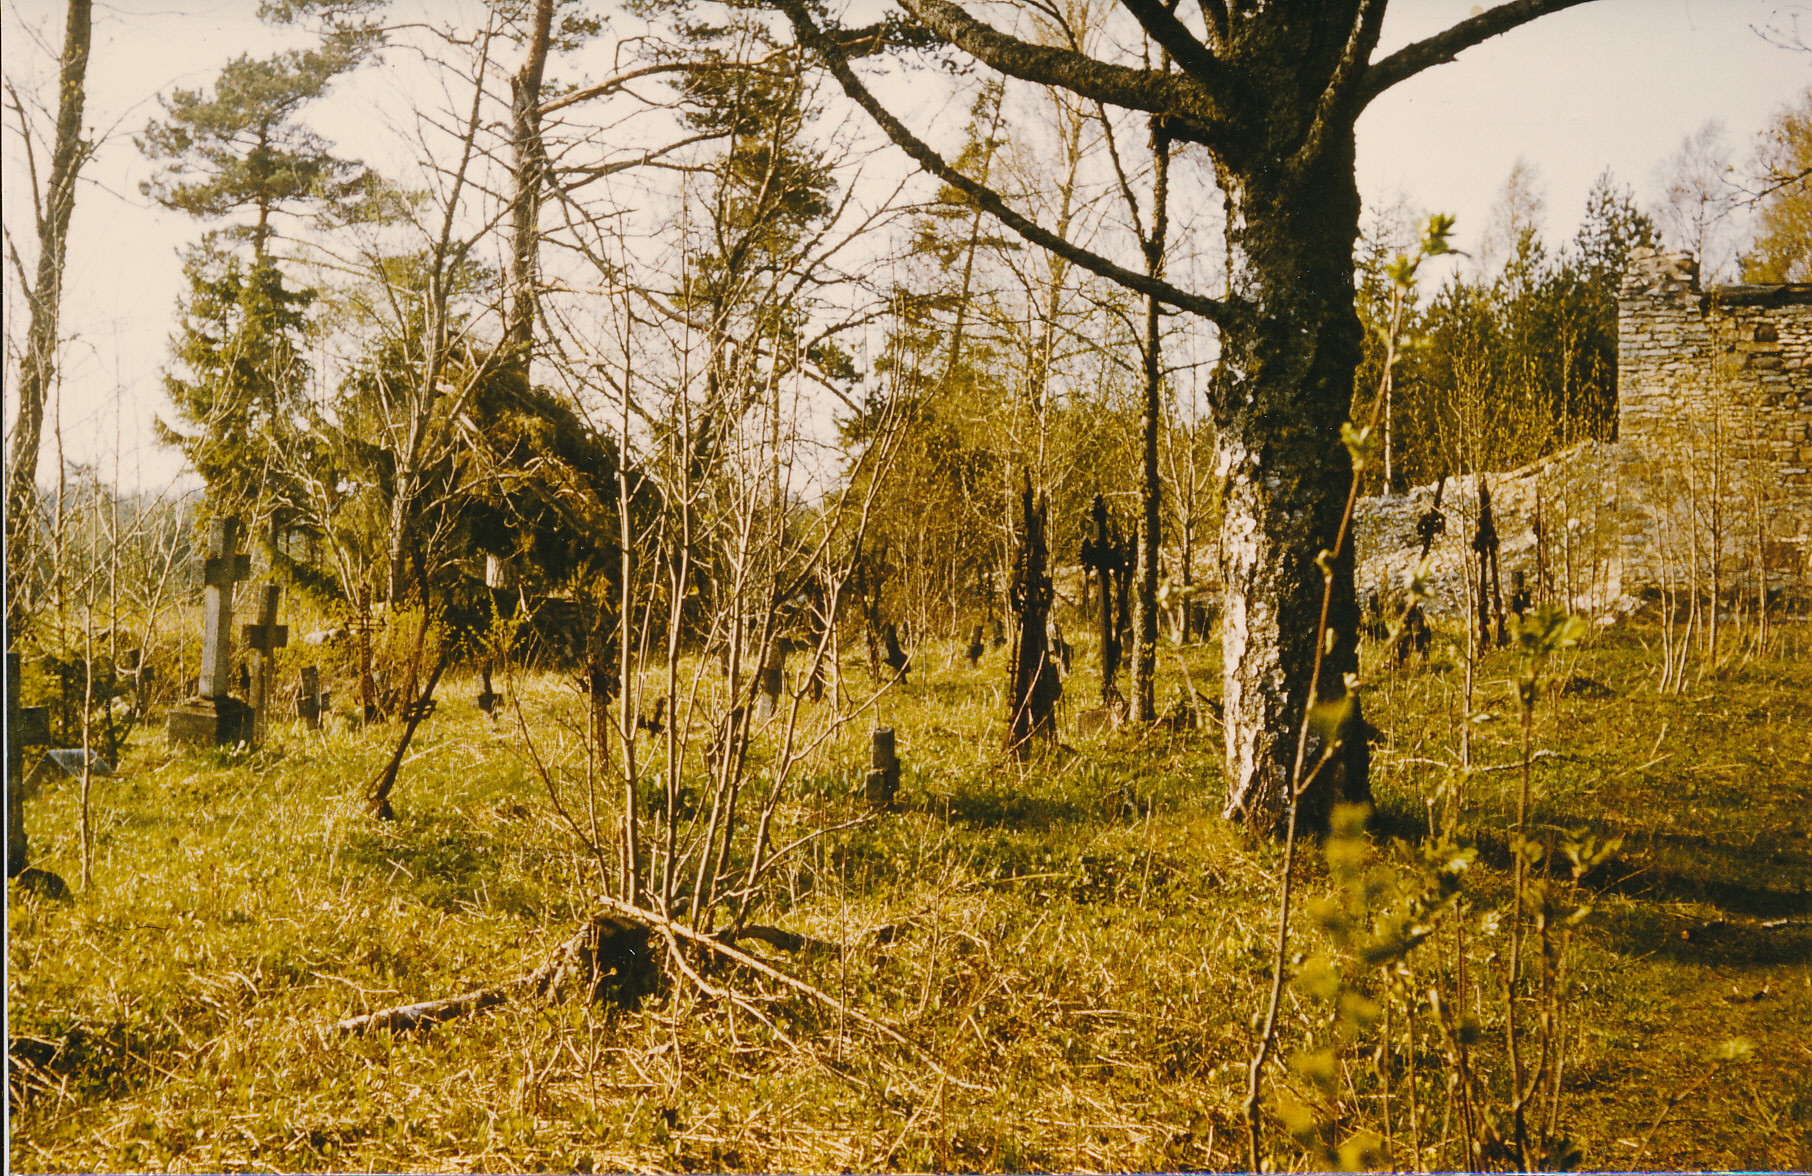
[168,517,254,747]
[242,583,287,744]
[196,517,252,698]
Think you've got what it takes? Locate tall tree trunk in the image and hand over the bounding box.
[1130,112,1169,723]
[7,0,93,632]
[1214,132,1370,832]
[504,0,554,380]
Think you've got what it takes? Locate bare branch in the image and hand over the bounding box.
[772,0,1241,327]
[1117,0,1222,84]
[896,0,1226,145]
[1358,0,1603,107]
[1283,0,1385,184]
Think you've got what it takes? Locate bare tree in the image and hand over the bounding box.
[5,0,92,636]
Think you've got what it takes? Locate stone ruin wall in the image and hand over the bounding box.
[1355,249,1812,620]
[1617,248,1812,494]
[1614,248,1812,591]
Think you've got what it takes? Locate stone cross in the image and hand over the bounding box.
[196,517,252,699]
[241,583,287,743]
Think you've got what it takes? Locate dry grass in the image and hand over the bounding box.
[9,616,1810,1172]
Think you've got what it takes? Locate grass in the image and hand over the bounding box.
[8,616,1811,1172]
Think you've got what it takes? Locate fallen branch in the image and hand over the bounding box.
[327,986,511,1036]
[732,924,839,955]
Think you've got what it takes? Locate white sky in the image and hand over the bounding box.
[2,0,1808,492]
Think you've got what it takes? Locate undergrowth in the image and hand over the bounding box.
[9,619,1811,1171]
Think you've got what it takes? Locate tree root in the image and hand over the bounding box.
[596,897,984,1090]
[325,914,658,1036]
[322,902,976,1091]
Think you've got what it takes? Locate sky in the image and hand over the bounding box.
[2,0,1808,493]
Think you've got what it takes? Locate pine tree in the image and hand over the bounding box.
[155,244,314,527]
[138,37,372,260]
[138,32,371,547]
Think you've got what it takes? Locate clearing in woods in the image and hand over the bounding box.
[7,619,1811,1171]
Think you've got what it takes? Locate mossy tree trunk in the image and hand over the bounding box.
[780,0,1596,829]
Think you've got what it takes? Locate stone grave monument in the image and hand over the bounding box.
[167,517,254,747]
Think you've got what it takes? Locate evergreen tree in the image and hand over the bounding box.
[138,37,372,259]
[155,244,314,527]
[138,32,372,548]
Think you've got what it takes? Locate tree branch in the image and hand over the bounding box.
[895,0,1226,144]
[1283,0,1386,185]
[772,0,1240,327]
[1117,0,1222,87]
[1198,0,1229,50]
[1358,0,1603,107]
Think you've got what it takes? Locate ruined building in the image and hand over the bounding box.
[1355,248,1812,618]
[1618,248,1812,496]
[1613,247,1811,589]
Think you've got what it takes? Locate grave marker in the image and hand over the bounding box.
[167,517,253,747]
[7,651,52,879]
[242,583,287,744]
[864,727,899,810]
[476,661,503,714]
[297,665,329,729]
[22,749,113,798]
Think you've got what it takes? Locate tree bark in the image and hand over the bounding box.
[7,0,93,629]
[777,0,1601,830]
[1130,110,1169,724]
[504,0,554,379]
[1213,128,1370,832]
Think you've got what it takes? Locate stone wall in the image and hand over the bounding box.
[1614,248,1812,593]
[1355,250,1812,620]
[1617,247,1812,493]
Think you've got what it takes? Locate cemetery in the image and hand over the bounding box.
[6,1,1811,1172]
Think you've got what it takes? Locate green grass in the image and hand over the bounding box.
[9,619,1810,1171]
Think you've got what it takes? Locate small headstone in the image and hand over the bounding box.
[864,727,899,810]
[297,665,329,729]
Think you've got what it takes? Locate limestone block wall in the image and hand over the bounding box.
[1355,252,1812,619]
[1618,248,1812,493]
[1614,249,1812,591]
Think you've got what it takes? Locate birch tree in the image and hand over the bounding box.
[5,0,92,636]
[775,0,1604,830]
